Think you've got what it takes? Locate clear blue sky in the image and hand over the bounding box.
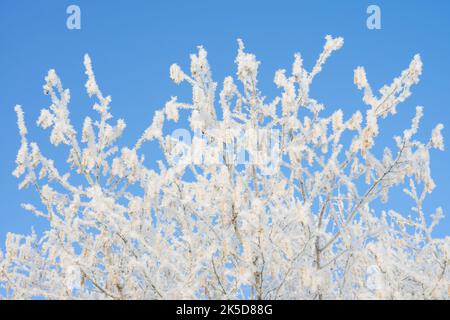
[0,0,449,245]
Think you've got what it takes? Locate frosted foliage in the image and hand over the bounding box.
[1,36,449,300]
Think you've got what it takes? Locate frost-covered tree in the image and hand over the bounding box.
[1,36,449,300]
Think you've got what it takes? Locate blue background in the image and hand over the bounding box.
[0,0,449,245]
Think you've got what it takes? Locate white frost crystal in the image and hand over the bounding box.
[2,36,448,300]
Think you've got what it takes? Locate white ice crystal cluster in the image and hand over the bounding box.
[1,36,448,300]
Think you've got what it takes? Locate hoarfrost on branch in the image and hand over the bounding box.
[1,36,449,300]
